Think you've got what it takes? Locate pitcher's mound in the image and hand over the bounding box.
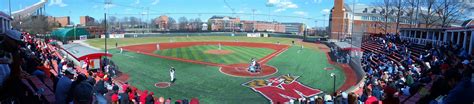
[324,67,335,70]
[155,82,171,88]
[220,64,277,78]
[205,50,233,55]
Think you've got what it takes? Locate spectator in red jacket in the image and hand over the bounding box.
[122,82,129,93]
[364,88,379,104]
[111,92,119,104]
[129,87,138,103]
[190,98,199,104]
[140,90,149,103]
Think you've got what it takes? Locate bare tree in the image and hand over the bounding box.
[193,18,203,31]
[168,17,177,31]
[178,17,188,30]
[107,16,117,26]
[12,15,53,34]
[419,0,439,28]
[393,0,404,33]
[403,0,419,28]
[373,0,392,34]
[188,18,195,31]
[129,16,140,28]
[435,0,467,27]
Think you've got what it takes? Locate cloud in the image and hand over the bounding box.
[134,0,140,5]
[313,0,322,4]
[267,0,298,12]
[48,0,68,7]
[92,5,99,9]
[274,8,286,12]
[151,0,160,5]
[321,9,330,14]
[294,11,308,16]
[237,10,245,13]
[104,4,116,9]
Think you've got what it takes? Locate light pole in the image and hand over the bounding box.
[252,9,256,33]
[330,73,336,95]
[8,0,12,16]
[315,20,318,36]
[74,25,76,40]
[323,14,328,36]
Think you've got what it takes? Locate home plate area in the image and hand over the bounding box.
[155,82,171,88]
[219,64,278,78]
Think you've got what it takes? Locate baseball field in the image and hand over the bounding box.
[85,36,355,104]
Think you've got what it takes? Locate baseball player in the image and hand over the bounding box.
[170,67,176,83]
[218,43,222,50]
[156,43,160,50]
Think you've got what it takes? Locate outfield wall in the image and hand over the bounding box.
[119,32,323,42]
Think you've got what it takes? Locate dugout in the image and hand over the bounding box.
[51,27,91,43]
[332,42,362,58]
[61,43,112,70]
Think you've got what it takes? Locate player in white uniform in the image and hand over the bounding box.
[218,43,222,50]
[156,43,160,50]
[170,67,176,83]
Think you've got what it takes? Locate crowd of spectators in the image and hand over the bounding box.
[0,30,199,104]
[357,33,474,104]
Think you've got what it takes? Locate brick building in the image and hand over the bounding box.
[84,26,105,36]
[154,15,169,31]
[208,16,240,31]
[80,16,95,26]
[282,23,305,35]
[241,20,286,33]
[47,16,70,27]
[329,0,416,41]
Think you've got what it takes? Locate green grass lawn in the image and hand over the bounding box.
[266,46,346,93]
[154,45,275,65]
[107,44,345,104]
[85,36,346,103]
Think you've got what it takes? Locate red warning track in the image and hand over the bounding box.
[121,42,288,77]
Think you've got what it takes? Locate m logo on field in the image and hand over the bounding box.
[242,74,323,104]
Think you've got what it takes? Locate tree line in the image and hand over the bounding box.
[372,0,468,33]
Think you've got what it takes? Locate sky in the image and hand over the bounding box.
[0,0,374,27]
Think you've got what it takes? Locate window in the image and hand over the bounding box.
[362,16,369,20]
[371,16,377,21]
[371,9,377,13]
[0,19,4,34]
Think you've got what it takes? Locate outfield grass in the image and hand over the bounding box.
[266,46,346,93]
[85,36,346,103]
[154,45,275,64]
[86,36,301,49]
[107,44,345,104]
